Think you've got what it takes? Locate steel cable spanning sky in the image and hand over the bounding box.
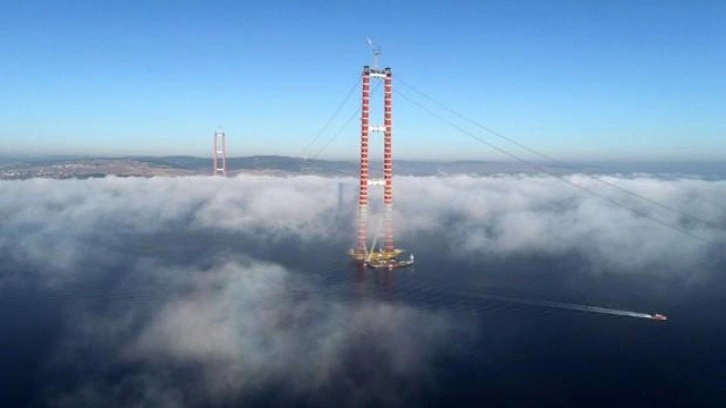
[394,76,722,231]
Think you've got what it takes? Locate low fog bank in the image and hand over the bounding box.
[395,174,726,277]
[2,173,723,286]
[0,175,468,406]
[1,173,725,405]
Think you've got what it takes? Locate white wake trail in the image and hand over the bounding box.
[445,289,663,320]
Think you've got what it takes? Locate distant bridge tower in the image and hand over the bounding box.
[350,40,409,269]
[213,128,227,176]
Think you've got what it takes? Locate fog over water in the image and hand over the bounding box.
[1,174,725,406]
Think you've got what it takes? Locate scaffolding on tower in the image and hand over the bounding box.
[349,40,414,270]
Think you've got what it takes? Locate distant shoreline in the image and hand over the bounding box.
[1,155,725,180]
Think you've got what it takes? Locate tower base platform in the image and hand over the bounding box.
[349,248,414,270]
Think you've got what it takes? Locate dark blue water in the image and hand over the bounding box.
[1,226,725,407]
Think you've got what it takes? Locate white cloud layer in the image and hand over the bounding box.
[1,173,724,405]
[394,175,726,275]
[2,173,722,285]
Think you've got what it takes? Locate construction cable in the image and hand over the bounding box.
[308,80,383,160]
[394,87,716,245]
[297,77,361,159]
[395,76,721,230]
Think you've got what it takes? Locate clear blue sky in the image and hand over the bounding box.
[1,0,724,160]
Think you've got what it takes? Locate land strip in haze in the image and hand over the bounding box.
[2,155,725,180]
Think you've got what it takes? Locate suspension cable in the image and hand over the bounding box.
[297,77,361,159]
[395,87,716,245]
[308,81,383,160]
[395,76,720,230]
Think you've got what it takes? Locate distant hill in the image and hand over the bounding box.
[132,155,359,175]
[0,155,535,180]
[1,155,724,180]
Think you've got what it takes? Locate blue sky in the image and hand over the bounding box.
[0,0,724,160]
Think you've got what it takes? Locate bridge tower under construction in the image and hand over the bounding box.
[349,52,412,269]
[213,129,227,176]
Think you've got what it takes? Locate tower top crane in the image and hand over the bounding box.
[366,37,382,69]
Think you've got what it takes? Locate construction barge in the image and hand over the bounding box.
[349,248,414,270]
